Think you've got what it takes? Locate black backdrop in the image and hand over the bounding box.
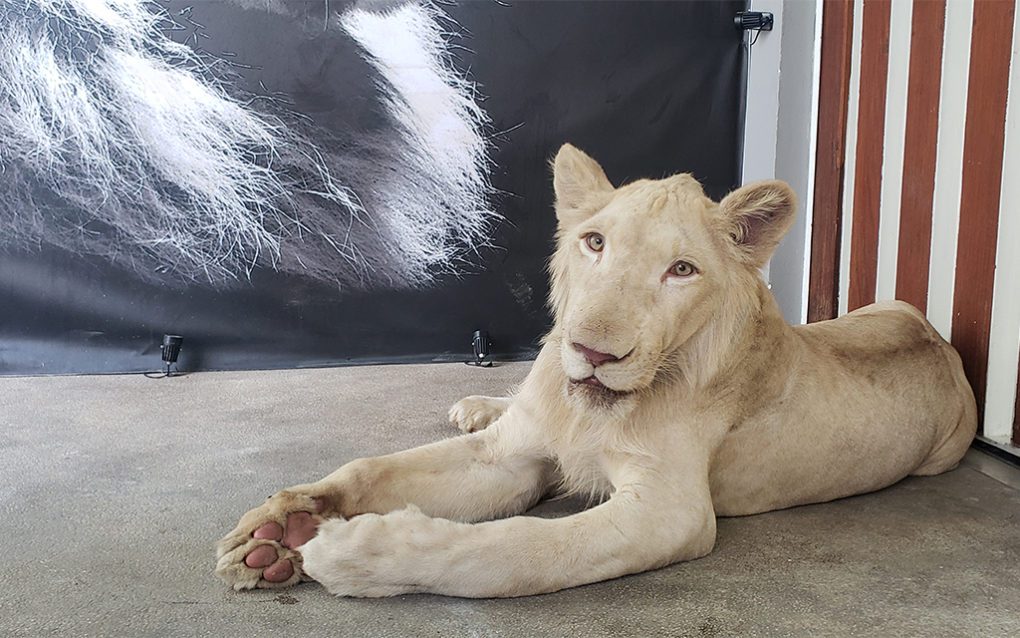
[0,0,746,375]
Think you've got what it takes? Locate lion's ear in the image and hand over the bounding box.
[717,180,797,268]
[552,144,613,227]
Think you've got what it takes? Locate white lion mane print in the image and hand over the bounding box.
[0,0,498,288]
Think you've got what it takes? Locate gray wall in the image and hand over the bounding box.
[770,0,819,324]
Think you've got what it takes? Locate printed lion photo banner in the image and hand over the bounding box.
[0,0,745,374]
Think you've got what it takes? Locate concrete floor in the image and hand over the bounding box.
[2,362,1019,638]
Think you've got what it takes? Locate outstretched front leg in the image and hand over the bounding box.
[216,414,552,590]
[299,460,717,597]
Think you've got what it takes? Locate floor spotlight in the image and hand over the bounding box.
[160,334,183,377]
[468,330,493,368]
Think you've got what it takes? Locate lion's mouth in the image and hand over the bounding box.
[568,375,633,403]
[577,375,607,389]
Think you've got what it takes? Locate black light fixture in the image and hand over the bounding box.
[734,10,774,32]
[468,330,493,367]
[160,334,183,377]
[734,10,774,47]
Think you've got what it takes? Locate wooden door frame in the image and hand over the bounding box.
[807,0,855,323]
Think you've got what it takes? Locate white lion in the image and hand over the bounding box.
[216,144,977,597]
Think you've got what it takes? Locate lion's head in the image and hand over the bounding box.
[547,144,797,408]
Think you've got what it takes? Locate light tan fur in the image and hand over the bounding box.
[216,144,977,597]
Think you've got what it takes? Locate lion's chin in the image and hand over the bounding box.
[567,376,634,407]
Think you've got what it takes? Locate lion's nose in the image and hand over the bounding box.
[572,342,620,367]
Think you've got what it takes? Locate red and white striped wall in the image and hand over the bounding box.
[808,0,1020,449]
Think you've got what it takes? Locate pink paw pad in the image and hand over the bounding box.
[244,545,277,568]
[262,560,294,583]
[253,521,283,541]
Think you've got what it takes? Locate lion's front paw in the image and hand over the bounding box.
[301,507,458,597]
[448,395,509,433]
[215,490,329,590]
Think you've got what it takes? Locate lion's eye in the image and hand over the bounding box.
[584,233,605,252]
[669,261,697,277]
